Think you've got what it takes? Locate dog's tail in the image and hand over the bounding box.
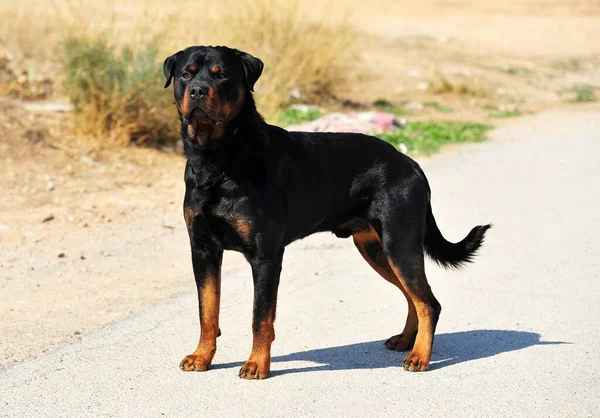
[424,202,491,269]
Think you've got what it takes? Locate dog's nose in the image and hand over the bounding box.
[189,85,206,100]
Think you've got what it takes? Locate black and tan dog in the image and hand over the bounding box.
[163,46,491,379]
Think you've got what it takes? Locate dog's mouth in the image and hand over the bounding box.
[185,105,224,126]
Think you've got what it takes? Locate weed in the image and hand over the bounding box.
[553,58,583,72]
[500,66,530,76]
[569,84,597,103]
[378,121,492,155]
[383,106,412,116]
[423,101,453,112]
[277,107,324,125]
[481,104,499,111]
[372,99,393,107]
[372,99,412,115]
[488,110,523,118]
[430,72,490,97]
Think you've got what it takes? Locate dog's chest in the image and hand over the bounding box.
[186,178,255,250]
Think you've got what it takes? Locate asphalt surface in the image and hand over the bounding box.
[1,106,599,417]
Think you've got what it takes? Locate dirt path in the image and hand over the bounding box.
[0,123,246,366]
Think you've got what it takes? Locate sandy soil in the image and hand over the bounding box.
[1,0,599,367]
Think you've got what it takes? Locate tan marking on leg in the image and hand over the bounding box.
[239,314,275,379]
[353,225,418,351]
[183,206,202,229]
[388,262,436,371]
[215,210,251,240]
[180,273,221,371]
[231,217,251,239]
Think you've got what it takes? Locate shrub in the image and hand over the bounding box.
[60,34,178,146]
[570,84,597,103]
[199,0,358,116]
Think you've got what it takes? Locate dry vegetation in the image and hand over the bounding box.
[0,0,358,145]
[0,0,599,147]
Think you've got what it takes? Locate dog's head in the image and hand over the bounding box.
[163,46,263,142]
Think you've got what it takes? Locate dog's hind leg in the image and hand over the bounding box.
[379,211,441,372]
[353,225,419,352]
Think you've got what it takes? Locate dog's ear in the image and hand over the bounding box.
[163,50,183,88]
[233,49,264,92]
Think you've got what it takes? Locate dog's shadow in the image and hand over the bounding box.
[214,330,566,377]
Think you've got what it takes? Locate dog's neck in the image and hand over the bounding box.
[182,95,266,181]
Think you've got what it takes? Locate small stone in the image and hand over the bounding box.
[417,82,430,91]
[405,101,424,111]
[79,155,95,165]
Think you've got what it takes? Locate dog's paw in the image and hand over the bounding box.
[238,359,270,380]
[385,333,415,352]
[180,353,213,372]
[403,350,430,372]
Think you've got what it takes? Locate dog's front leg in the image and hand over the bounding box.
[239,253,283,379]
[180,244,223,372]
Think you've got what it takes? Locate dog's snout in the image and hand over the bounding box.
[189,84,207,100]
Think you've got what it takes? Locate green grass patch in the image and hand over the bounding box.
[481,104,499,111]
[277,107,324,125]
[569,85,597,103]
[59,34,177,146]
[423,101,453,112]
[372,99,413,115]
[378,121,493,155]
[487,110,523,118]
[372,98,393,107]
[383,106,412,116]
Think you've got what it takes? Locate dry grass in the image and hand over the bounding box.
[195,0,358,115]
[0,0,358,144]
[2,0,600,147]
[430,71,491,98]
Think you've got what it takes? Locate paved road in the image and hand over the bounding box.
[1,106,599,417]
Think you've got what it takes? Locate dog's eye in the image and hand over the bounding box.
[216,73,228,81]
[181,72,191,80]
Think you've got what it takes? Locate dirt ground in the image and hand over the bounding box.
[1,0,599,367]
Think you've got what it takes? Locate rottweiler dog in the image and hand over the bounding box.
[163,45,491,379]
